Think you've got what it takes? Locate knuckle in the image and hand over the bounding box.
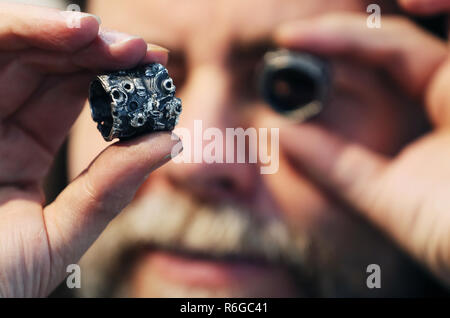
[82,172,102,205]
[83,169,132,214]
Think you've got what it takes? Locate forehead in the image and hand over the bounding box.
[90,0,389,51]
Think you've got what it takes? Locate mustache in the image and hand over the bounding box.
[78,190,318,297]
[117,191,310,265]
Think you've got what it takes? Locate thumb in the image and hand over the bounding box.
[42,131,181,290]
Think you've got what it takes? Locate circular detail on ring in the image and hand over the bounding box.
[121,79,135,94]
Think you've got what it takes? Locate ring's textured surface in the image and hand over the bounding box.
[89,63,182,141]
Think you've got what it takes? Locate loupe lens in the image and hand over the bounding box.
[259,50,330,121]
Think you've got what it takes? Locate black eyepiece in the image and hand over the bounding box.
[259,50,330,121]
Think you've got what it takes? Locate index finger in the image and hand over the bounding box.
[0,3,100,52]
[274,13,448,100]
[0,3,168,72]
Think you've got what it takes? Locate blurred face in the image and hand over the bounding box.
[69,0,429,297]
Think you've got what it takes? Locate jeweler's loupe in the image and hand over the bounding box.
[258,50,331,122]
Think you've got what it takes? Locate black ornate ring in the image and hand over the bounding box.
[89,63,182,141]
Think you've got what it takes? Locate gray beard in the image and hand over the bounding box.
[76,189,338,297]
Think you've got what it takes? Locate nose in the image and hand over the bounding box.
[166,64,260,203]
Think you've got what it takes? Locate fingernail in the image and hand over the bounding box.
[169,138,183,159]
[82,13,102,25]
[144,44,169,64]
[60,11,101,26]
[99,28,141,46]
[171,132,181,141]
[147,43,169,53]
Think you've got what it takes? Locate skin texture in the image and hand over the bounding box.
[0,3,177,297]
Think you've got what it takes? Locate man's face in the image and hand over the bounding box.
[69,0,427,297]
